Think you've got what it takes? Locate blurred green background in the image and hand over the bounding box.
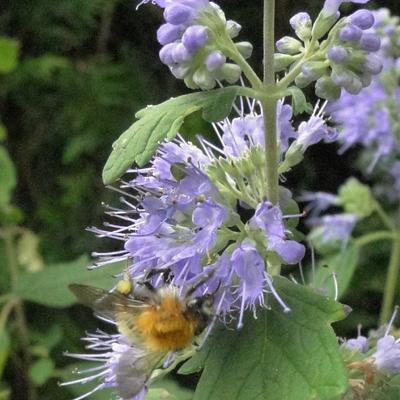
[0,1,399,399]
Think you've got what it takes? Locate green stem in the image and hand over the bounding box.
[380,237,400,325]
[262,0,279,204]
[354,231,397,248]
[375,202,395,231]
[222,40,263,90]
[4,230,37,400]
[263,0,275,87]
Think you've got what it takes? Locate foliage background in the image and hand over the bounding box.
[0,0,399,398]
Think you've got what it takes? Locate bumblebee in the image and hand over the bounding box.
[69,276,214,399]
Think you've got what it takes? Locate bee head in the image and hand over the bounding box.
[186,294,214,318]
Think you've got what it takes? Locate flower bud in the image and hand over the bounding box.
[205,51,226,71]
[159,43,176,65]
[360,72,372,87]
[290,12,312,41]
[172,43,192,63]
[217,63,241,84]
[157,23,183,45]
[294,73,314,88]
[312,11,339,40]
[235,42,253,59]
[339,24,363,42]
[315,76,341,100]
[359,33,381,52]
[281,142,304,171]
[349,9,375,30]
[301,61,328,81]
[274,53,296,72]
[164,4,194,25]
[170,64,190,79]
[331,67,354,87]
[327,46,349,64]
[226,20,242,38]
[193,67,216,89]
[276,36,303,55]
[182,25,208,53]
[343,75,363,94]
[364,54,383,75]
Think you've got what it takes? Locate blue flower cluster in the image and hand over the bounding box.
[328,8,400,194]
[139,0,252,89]
[276,0,383,100]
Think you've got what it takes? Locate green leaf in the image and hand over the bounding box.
[14,256,124,307]
[102,87,240,184]
[312,244,360,299]
[0,125,6,143]
[0,37,19,74]
[338,177,376,218]
[0,331,10,379]
[0,146,17,209]
[147,378,194,400]
[186,277,348,400]
[17,229,44,272]
[0,383,10,400]
[288,87,313,115]
[29,358,55,386]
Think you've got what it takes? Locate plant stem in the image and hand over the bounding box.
[375,202,395,231]
[262,0,279,204]
[263,0,275,86]
[222,41,263,90]
[380,237,400,325]
[354,231,396,248]
[4,230,37,400]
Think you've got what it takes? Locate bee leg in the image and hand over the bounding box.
[143,267,171,283]
[195,314,218,351]
[186,271,216,297]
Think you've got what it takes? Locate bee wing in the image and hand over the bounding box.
[69,284,145,322]
[116,347,164,399]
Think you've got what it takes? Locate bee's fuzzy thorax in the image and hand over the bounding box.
[136,293,197,352]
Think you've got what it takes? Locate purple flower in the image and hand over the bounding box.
[298,191,339,217]
[231,241,267,328]
[62,333,149,400]
[250,202,306,265]
[373,335,400,373]
[296,102,338,150]
[312,213,358,244]
[343,335,369,353]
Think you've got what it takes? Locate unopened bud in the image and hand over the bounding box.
[276,36,303,55]
[327,46,349,64]
[226,20,242,38]
[193,67,216,89]
[218,63,241,84]
[339,24,363,42]
[349,9,375,30]
[235,42,253,59]
[359,33,381,52]
[315,76,341,100]
[290,12,312,41]
[312,11,340,40]
[301,61,328,81]
[274,53,296,72]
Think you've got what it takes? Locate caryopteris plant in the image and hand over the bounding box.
[65,1,400,399]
